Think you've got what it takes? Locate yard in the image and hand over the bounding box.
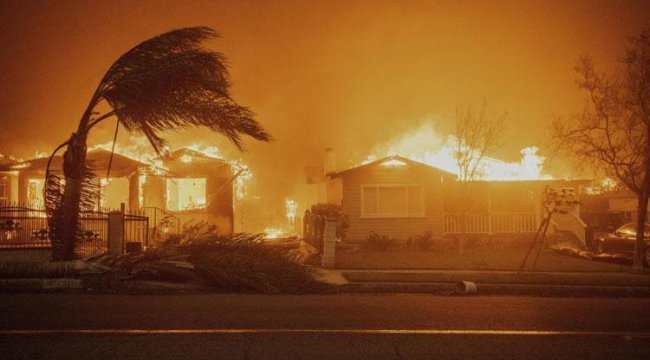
[334,240,631,272]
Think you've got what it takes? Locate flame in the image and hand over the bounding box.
[187,143,223,159]
[286,199,297,224]
[185,143,252,200]
[89,138,254,199]
[364,122,551,181]
[263,227,285,239]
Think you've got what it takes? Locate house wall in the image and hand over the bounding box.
[147,159,234,235]
[341,164,447,242]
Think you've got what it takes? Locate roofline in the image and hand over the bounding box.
[329,155,457,179]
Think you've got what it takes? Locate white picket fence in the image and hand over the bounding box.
[444,212,538,235]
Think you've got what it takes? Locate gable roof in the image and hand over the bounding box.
[329,155,457,179]
[0,149,148,177]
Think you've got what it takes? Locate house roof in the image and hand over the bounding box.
[0,149,148,177]
[329,155,457,179]
[158,148,231,176]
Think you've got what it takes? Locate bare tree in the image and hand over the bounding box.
[45,27,270,261]
[454,101,505,254]
[553,29,650,271]
[455,102,505,182]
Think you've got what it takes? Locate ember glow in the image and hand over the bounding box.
[90,138,254,201]
[263,227,285,240]
[285,199,298,224]
[364,121,551,181]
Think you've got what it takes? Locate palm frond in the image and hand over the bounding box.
[84,223,329,294]
[94,26,270,151]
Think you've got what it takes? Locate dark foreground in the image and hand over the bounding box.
[1,294,649,359]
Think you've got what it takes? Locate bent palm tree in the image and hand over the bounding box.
[46,27,270,261]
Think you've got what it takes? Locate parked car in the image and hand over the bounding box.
[592,223,650,265]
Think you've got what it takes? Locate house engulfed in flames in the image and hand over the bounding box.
[0,147,236,235]
[319,153,592,245]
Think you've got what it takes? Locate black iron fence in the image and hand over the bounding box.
[141,206,180,244]
[124,212,149,253]
[0,207,51,249]
[0,204,149,258]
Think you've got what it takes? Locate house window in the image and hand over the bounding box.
[361,184,424,218]
[27,179,44,209]
[0,178,8,203]
[166,178,207,211]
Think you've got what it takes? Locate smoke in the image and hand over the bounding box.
[1,0,648,229]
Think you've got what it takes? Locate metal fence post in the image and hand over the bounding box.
[321,218,337,269]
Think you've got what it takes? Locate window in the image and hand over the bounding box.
[361,185,424,218]
[0,178,8,201]
[166,178,207,211]
[27,179,44,209]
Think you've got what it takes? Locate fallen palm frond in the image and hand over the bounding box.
[83,223,329,293]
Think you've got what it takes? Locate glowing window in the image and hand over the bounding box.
[361,185,424,218]
[166,178,207,211]
[27,179,44,209]
[0,178,8,201]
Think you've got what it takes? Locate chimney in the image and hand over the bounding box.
[324,147,336,176]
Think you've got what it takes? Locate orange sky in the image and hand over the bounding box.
[1,0,649,225]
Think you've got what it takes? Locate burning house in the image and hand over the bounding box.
[142,148,236,234]
[320,154,591,245]
[0,149,144,209]
[0,147,238,235]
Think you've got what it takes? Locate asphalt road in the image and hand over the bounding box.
[1,293,649,359]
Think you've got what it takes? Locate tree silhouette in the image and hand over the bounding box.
[45,27,270,261]
[553,29,650,271]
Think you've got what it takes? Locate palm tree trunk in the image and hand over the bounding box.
[52,132,87,261]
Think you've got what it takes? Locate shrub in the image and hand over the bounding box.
[308,203,349,239]
[362,231,399,251]
[413,231,434,251]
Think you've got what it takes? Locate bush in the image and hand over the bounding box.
[413,231,434,251]
[308,203,349,239]
[362,231,399,251]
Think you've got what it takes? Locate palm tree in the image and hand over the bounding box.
[45,27,270,261]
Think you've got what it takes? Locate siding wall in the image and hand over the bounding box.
[341,164,447,242]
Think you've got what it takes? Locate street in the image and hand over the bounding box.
[1,293,649,359]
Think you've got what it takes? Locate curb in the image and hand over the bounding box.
[0,278,206,293]
[0,278,83,291]
[338,282,650,297]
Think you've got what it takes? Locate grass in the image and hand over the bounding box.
[335,242,631,273]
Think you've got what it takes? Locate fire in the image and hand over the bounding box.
[90,138,254,199]
[364,121,551,181]
[185,143,252,200]
[263,227,285,239]
[286,199,297,224]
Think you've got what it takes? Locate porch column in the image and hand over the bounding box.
[107,209,125,254]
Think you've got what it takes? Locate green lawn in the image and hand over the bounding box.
[335,243,631,272]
